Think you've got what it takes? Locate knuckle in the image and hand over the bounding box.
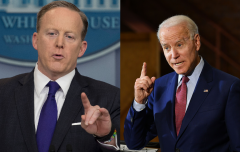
[143,76,149,79]
[135,78,140,83]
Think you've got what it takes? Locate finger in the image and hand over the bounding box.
[136,77,155,89]
[136,78,149,86]
[141,76,154,87]
[147,77,156,93]
[135,82,150,91]
[140,62,147,78]
[151,77,156,84]
[85,105,100,125]
[81,92,91,112]
[98,108,110,118]
[88,109,102,125]
[81,115,87,129]
[81,115,86,121]
[136,77,151,87]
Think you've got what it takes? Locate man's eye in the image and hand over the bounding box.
[164,47,169,50]
[48,33,55,35]
[177,44,182,47]
[67,36,73,39]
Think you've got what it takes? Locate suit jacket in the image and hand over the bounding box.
[124,61,240,152]
[0,69,120,152]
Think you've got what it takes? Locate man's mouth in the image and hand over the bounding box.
[53,54,64,59]
[175,62,184,66]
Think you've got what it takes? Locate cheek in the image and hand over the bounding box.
[189,50,197,62]
[37,39,48,50]
[164,53,171,63]
[66,49,79,60]
[70,44,81,55]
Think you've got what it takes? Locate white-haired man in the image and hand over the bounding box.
[124,15,240,152]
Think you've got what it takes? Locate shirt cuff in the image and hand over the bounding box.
[133,99,148,112]
[97,134,119,151]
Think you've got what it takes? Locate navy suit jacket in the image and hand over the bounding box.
[0,69,120,152]
[124,61,240,152]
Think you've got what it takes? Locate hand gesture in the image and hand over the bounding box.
[134,62,156,104]
[81,93,111,137]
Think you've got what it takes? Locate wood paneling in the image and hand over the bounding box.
[120,33,160,142]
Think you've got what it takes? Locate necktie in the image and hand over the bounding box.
[36,81,60,152]
[175,76,189,136]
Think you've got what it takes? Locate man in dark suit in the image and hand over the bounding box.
[124,15,240,152]
[0,1,119,152]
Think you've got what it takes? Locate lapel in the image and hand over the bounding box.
[15,70,39,152]
[51,69,88,151]
[177,61,214,140]
[161,73,178,140]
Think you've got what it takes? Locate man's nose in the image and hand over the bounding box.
[55,35,64,49]
[171,48,179,59]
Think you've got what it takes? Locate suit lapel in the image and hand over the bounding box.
[163,73,178,140]
[15,71,39,152]
[51,70,88,151]
[177,61,214,140]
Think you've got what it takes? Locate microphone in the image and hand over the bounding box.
[66,144,72,152]
[49,145,55,152]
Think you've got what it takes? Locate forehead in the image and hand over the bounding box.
[40,7,83,34]
[159,24,189,44]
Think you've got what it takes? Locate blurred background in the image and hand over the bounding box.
[120,0,240,149]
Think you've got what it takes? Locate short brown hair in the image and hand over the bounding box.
[36,1,88,41]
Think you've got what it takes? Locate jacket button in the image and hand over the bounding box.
[175,148,180,152]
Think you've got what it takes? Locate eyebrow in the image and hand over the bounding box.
[161,39,183,46]
[176,37,189,43]
[175,40,184,43]
[45,28,77,35]
[161,38,189,47]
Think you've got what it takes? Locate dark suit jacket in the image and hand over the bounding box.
[0,69,120,152]
[124,61,240,152]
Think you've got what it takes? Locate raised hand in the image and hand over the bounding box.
[134,62,156,104]
[81,92,111,137]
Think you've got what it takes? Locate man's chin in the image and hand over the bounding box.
[50,69,66,75]
[174,69,187,75]
[49,67,74,76]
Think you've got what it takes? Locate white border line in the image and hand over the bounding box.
[0,42,120,67]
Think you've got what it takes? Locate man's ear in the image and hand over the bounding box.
[78,41,87,57]
[32,32,38,50]
[194,34,201,51]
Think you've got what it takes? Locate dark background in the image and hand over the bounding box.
[121,0,240,77]
[120,0,240,146]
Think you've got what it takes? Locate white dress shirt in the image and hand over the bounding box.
[34,63,75,130]
[134,57,204,112]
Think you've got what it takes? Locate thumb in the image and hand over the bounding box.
[151,77,156,84]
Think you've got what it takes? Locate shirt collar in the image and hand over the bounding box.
[34,63,75,97]
[55,69,75,97]
[178,56,204,84]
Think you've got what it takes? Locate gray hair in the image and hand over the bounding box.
[157,15,199,41]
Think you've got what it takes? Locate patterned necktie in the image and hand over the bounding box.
[36,81,60,152]
[175,76,189,136]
